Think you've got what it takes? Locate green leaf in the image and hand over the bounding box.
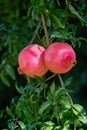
[72,104,87,124]
[72,104,86,116]
[2,129,9,130]
[63,120,70,128]
[55,121,71,130]
[40,121,54,130]
[5,64,16,80]
[23,107,33,122]
[53,9,70,17]
[45,121,54,126]
[59,96,71,109]
[54,126,68,130]
[51,31,61,38]
[54,126,61,130]
[27,6,32,17]
[47,17,51,27]
[38,101,51,114]
[15,83,25,94]
[7,120,14,129]
[40,125,53,130]
[50,82,55,95]
[0,70,10,87]
[29,122,42,129]
[54,87,67,98]
[79,116,87,124]
[15,103,22,118]
[69,5,85,25]
[18,121,26,129]
[34,5,47,13]
[6,107,15,119]
[65,77,73,87]
[50,13,64,29]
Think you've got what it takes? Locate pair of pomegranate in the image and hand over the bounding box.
[18,42,76,77]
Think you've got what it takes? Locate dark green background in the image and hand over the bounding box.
[0,0,87,129]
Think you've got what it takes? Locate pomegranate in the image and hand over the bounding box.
[44,42,76,74]
[18,44,48,77]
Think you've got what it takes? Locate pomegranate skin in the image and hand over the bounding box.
[44,42,76,74]
[18,44,48,77]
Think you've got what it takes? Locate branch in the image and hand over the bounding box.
[29,22,41,44]
[35,74,56,88]
[41,12,50,47]
[58,74,73,105]
[58,74,76,130]
[74,125,76,130]
[35,127,37,130]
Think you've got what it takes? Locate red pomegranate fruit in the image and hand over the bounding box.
[18,44,48,77]
[44,42,76,74]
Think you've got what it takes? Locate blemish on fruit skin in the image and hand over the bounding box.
[28,49,38,57]
[37,46,44,52]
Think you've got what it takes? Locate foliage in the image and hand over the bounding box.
[0,0,87,129]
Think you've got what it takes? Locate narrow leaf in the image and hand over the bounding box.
[72,104,87,124]
[22,106,33,122]
[79,116,87,124]
[51,14,64,29]
[50,82,55,95]
[72,104,86,116]
[0,70,10,87]
[5,64,16,80]
[54,87,67,98]
[53,9,70,17]
[18,121,25,129]
[15,83,24,94]
[6,107,15,118]
[69,5,85,25]
[38,101,51,114]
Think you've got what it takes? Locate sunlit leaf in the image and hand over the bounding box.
[8,120,14,129]
[50,13,64,28]
[38,101,51,114]
[18,121,26,129]
[72,104,87,124]
[72,104,86,116]
[40,121,54,130]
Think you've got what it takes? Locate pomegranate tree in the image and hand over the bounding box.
[44,42,76,74]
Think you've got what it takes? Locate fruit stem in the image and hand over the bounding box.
[35,74,56,88]
[58,74,73,105]
[58,74,76,130]
[41,12,50,47]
